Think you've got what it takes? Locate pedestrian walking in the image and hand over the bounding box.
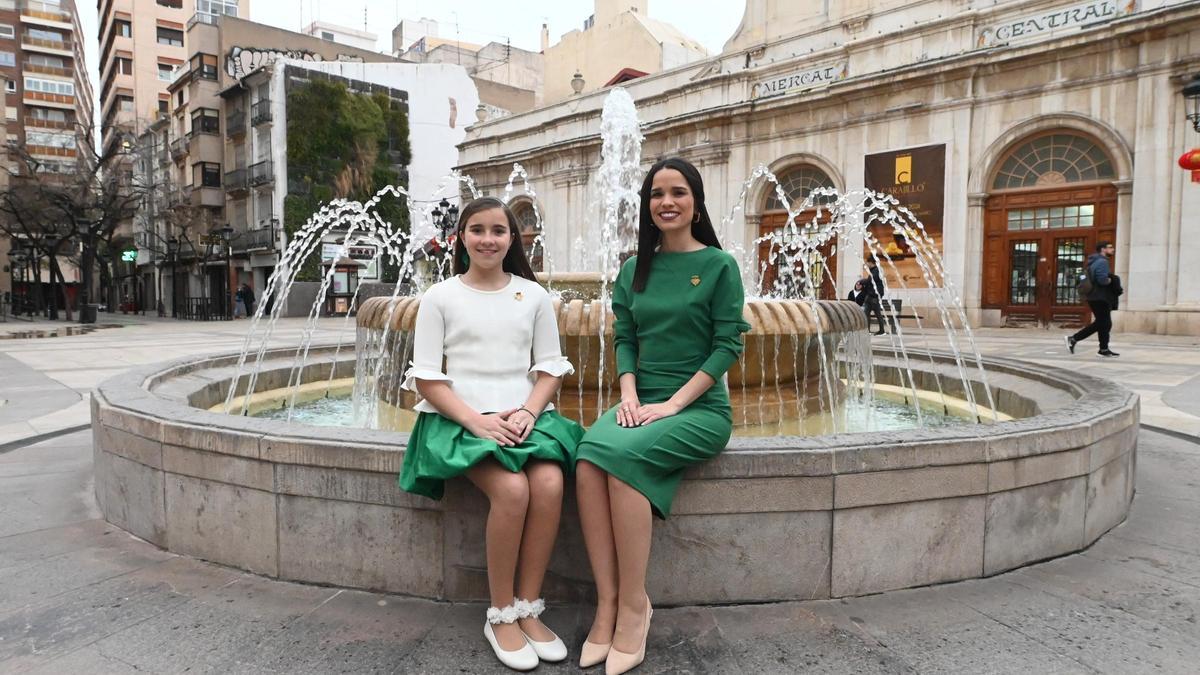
[241,284,256,317]
[854,259,886,335]
[232,285,247,319]
[1066,241,1123,357]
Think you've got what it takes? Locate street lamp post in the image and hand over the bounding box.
[219,224,234,319]
[167,236,178,318]
[1183,75,1200,133]
[430,199,460,274]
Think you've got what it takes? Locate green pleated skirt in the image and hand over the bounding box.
[399,410,583,500]
[575,358,733,519]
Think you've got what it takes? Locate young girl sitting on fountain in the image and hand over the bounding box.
[399,196,582,671]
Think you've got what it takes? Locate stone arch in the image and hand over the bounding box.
[507,195,541,236]
[507,196,544,271]
[750,153,845,217]
[969,113,1133,195]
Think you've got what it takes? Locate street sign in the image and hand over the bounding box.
[199,234,224,246]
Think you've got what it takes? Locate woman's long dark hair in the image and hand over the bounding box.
[631,157,722,292]
[451,196,537,282]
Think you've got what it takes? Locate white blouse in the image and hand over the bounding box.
[401,275,574,414]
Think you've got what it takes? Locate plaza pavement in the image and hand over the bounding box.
[1,315,1198,673]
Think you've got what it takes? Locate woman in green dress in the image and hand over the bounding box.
[574,158,750,673]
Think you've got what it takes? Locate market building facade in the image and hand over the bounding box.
[459,0,1200,335]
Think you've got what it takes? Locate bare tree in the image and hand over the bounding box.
[0,119,148,320]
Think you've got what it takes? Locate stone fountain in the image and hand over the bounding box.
[356,294,867,428]
[89,86,1138,606]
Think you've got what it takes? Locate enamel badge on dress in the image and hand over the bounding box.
[514,292,524,301]
[690,275,701,286]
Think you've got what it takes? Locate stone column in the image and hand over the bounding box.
[964,192,989,326]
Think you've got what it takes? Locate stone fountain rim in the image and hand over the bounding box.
[93,343,1137,475]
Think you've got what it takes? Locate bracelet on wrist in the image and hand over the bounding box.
[517,407,538,420]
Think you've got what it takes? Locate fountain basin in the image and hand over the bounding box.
[91,345,1136,603]
[357,296,868,426]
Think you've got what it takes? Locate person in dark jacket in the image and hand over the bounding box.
[1066,241,1122,357]
[847,275,885,334]
[863,259,886,335]
[242,284,255,316]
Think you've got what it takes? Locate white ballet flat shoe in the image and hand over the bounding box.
[484,620,539,671]
[511,597,567,662]
[522,626,568,662]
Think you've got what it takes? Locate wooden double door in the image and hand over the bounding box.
[983,185,1117,327]
[757,211,838,300]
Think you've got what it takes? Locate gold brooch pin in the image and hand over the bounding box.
[690,275,701,286]
[514,292,524,301]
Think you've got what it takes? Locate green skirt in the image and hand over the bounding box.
[575,358,733,519]
[399,410,583,500]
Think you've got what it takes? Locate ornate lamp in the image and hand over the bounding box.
[1183,75,1200,133]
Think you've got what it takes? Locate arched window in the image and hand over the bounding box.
[764,165,836,211]
[511,199,539,235]
[510,199,543,271]
[992,133,1115,190]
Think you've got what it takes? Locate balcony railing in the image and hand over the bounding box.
[19,1,71,23]
[224,167,248,193]
[186,12,219,30]
[166,186,192,207]
[233,226,277,253]
[23,91,74,105]
[249,160,273,186]
[24,117,73,130]
[22,62,72,77]
[169,137,188,161]
[21,34,72,51]
[250,99,272,126]
[225,110,245,137]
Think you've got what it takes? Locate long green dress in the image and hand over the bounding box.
[576,246,750,518]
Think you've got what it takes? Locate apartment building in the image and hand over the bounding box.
[0,0,92,311]
[0,0,92,171]
[136,14,401,318]
[97,0,247,151]
[393,17,544,114]
[302,20,377,51]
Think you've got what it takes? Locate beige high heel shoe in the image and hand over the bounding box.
[579,639,611,668]
[604,599,653,675]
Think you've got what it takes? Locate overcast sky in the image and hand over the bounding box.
[78,1,746,118]
[252,1,745,54]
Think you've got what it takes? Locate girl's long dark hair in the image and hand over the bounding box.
[451,197,537,282]
[631,157,722,292]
